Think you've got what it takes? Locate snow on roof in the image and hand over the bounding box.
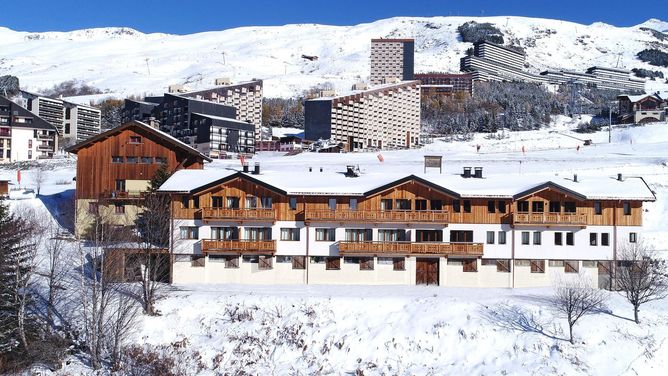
[158,168,656,201]
[309,81,420,101]
[191,113,253,125]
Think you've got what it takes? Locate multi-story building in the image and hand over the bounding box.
[191,113,255,156]
[121,98,160,124]
[14,91,64,132]
[65,120,210,237]
[304,81,421,151]
[414,72,474,96]
[370,39,415,85]
[585,67,646,91]
[180,80,263,140]
[63,101,102,143]
[156,167,655,287]
[0,95,58,161]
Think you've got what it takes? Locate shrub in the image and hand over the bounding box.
[457,21,504,44]
[631,68,664,79]
[637,49,668,67]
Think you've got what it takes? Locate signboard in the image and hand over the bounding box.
[424,155,442,174]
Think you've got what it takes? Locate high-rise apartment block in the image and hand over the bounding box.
[370,39,415,85]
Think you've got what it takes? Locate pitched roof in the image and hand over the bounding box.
[64,120,212,162]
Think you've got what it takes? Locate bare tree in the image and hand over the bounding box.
[32,166,46,196]
[42,225,71,334]
[616,242,668,324]
[552,273,606,344]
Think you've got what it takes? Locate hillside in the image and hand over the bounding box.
[1,16,668,98]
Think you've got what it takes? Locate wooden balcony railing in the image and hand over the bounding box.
[338,241,483,256]
[201,239,276,254]
[99,190,146,200]
[512,212,587,226]
[202,207,276,222]
[305,209,450,223]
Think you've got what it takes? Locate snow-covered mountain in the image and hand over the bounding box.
[1,16,667,98]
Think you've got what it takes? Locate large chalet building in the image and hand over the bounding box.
[66,120,210,236]
[157,167,654,288]
[0,95,59,161]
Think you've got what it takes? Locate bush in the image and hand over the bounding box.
[575,121,602,133]
[631,68,664,79]
[637,49,668,67]
[457,21,504,44]
[119,346,181,376]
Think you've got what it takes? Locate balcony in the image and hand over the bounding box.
[202,207,276,223]
[37,133,52,140]
[37,144,54,151]
[100,190,147,200]
[338,241,483,256]
[512,212,587,227]
[305,209,450,224]
[201,239,276,254]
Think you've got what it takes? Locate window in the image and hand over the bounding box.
[289,197,298,210]
[155,157,167,164]
[396,199,411,210]
[486,231,495,244]
[345,229,373,241]
[212,196,223,208]
[245,227,271,240]
[549,201,561,213]
[554,232,563,246]
[594,201,602,215]
[430,200,443,210]
[463,200,471,213]
[193,196,199,209]
[530,260,545,273]
[564,202,576,213]
[28,139,32,148]
[280,228,300,241]
[111,156,123,163]
[261,196,273,209]
[482,259,510,273]
[114,204,125,214]
[532,201,544,213]
[629,232,637,243]
[380,199,393,211]
[565,261,579,273]
[115,179,126,192]
[393,257,405,271]
[583,260,597,268]
[601,233,610,246]
[326,257,341,270]
[498,201,506,213]
[327,198,337,210]
[453,200,461,213]
[549,260,564,267]
[315,228,336,241]
[498,231,507,245]
[463,259,477,272]
[623,202,631,215]
[566,232,575,246]
[129,136,142,144]
[415,199,427,211]
[180,226,198,240]
[259,256,273,270]
[181,196,189,209]
[349,198,358,210]
[521,232,530,245]
[211,227,239,240]
[125,156,138,164]
[292,256,306,270]
[141,156,153,164]
[224,256,239,269]
[533,232,541,245]
[360,257,374,271]
[517,201,529,212]
[487,200,495,213]
[590,233,598,246]
[245,196,258,208]
[242,255,259,263]
[310,257,326,264]
[88,202,99,214]
[191,256,205,267]
[515,259,530,267]
[226,196,240,208]
[450,230,473,243]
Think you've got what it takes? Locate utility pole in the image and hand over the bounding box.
[609,103,613,143]
[145,58,151,76]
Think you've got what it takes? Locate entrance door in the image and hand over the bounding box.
[416,258,439,285]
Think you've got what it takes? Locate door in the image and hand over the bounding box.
[416,258,439,285]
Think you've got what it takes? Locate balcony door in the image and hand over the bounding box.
[416,230,442,242]
[416,258,439,285]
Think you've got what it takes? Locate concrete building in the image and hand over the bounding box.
[304,81,421,151]
[585,67,646,91]
[157,168,655,288]
[414,72,474,96]
[0,96,58,162]
[370,39,415,85]
[63,101,102,143]
[14,91,64,133]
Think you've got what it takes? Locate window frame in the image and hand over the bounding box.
[280,228,300,241]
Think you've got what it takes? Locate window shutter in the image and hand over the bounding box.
[530,260,545,273]
[393,257,405,271]
[326,257,340,270]
[259,256,273,270]
[496,260,510,272]
[292,256,305,270]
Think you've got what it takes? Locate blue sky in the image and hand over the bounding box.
[0,0,659,34]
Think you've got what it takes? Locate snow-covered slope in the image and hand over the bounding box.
[1,16,668,98]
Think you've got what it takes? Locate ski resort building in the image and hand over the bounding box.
[617,92,667,123]
[157,167,655,288]
[65,120,210,237]
[13,91,65,133]
[0,95,59,161]
[62,101,102,143]
[304,81,421,151]
[370,39,415,85]
[415,72,474,96]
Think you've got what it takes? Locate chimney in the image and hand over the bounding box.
[474,167,483,179]
[253,162,260,175]
[573,174,578,183]
[345,165,360,177]
[243,162,249,173]
[617,173,623,181]
[463,167,472,178]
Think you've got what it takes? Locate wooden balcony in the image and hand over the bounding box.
[201,207,276,223]
[99,190,146,200]
[305,209,450,224]
[512,212,587,227]
[201,239,276,254]
[338,241,483,256]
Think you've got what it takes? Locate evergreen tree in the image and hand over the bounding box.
[136,164,172,248]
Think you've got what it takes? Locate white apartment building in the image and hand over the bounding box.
[304,81,421,151]
[370,39,415,85]
[63,101,102,143]
[0,95,58,162]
